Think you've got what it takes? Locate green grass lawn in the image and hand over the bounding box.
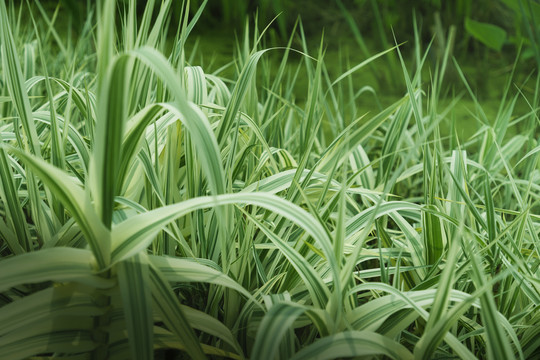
[0,1,539,359]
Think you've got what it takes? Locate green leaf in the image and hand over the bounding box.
[149,255,254,302]
[499,0,540,22]
[0,0,41,155]
[148,260,207,360]
[117,253,154,360]
[5,146,110,268]
[0,248,114,292]
[348,284,477,358]
[469,245,515,359]
[112,193,335,273]
[151,328,241,359]
[0,330,96,359]
[414,237,462,359]
[130,46,226,196]
[240,208,330,308]
[0,284,104,337]
[179,305,244,356]
[251,302,307,360]
[290,330,414,360]
[422,205,444,265]
[465,18,507,51]
[90,53,130,229]
[215,49,271,146]
[0,145,31,253]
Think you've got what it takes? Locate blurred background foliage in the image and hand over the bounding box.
[34,0,539,55]
[15,0,540,99]
[176,0,537,60]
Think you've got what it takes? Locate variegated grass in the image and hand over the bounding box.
[0,0,538,359]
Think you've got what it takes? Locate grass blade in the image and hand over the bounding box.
[117,253,154,360]
[290,330,414,360]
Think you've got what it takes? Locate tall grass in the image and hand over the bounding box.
[0,0,539,359]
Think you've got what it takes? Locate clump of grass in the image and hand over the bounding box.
[0,0,539,359]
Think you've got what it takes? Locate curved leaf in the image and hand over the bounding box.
[0,248,114,292]
[290,330,414,360]
[465,18,507,51]
[4,146,110,268]
[112,193,334,272]
[251,302,306,360]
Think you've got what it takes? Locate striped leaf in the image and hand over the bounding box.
[117,253,154,360]
[290,331,414,360]
[0,248,114,292]
[5,147,110,268]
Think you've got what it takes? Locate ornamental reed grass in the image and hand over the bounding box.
[0,0,539,359]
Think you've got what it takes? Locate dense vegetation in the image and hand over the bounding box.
[0,0,539,359]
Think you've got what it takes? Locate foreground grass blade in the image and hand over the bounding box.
[149,255,254,301]
[90,54,130,229]
[469,244,516,360]
[414,235,461,359]
[179,305,244,356]
[0,330,96,360]
[5,146,110,268]
[112,193,335,272]
[251,302,308,360]
[0,285,104,337]
[117,253,154,360]
[0,248,114,291]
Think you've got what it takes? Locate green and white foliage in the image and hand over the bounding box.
[0,0,538,359]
